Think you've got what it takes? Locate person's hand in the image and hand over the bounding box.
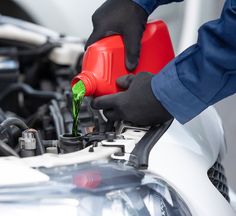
[85,0,148,71]
[91,73,173,126]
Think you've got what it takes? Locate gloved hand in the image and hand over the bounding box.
[91,73,173,126]
[85,0,148,71]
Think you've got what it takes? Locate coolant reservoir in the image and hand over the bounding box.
[71,20,175,97]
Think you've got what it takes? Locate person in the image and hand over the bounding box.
[86,0,236,126]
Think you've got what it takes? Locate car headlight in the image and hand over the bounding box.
[0,161,191,216]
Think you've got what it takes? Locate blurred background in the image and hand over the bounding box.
[0,0,235,190]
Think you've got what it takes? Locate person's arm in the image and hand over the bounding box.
[152,0,236,123]
[132,0,183,14]
[85,0,183,71]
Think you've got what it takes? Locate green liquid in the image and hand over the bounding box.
[72,81,86,136]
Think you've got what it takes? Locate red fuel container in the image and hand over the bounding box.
[71,20,175,97]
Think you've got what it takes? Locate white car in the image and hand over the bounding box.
[0,1,235,215]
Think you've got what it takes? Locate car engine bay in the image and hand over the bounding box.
[0,15,109,159]
[0,15,235,216]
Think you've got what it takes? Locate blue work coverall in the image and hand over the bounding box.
[133,0,236,123]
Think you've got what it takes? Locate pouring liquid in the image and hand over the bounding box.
[71,80,86,136]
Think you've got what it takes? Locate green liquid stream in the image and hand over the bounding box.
[72,81,86,136]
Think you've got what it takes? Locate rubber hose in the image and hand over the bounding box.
[0,117,28,134]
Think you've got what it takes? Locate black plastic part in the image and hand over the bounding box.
[105,132,116,142]
[129,119,173,169]
[33,130,45,155]
[208,159,230,202]
[0,117,28,134]
[82,132,107,146]
[105,120,115,132]
[59,133,83,154]
[89,147,94,152]
[20,148,35,157]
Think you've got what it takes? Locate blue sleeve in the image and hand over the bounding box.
[151,0,236,124]
[132,0,183,14]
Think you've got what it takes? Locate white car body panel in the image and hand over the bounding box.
[0,107,234,215]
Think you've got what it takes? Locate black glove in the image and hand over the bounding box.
[85,0,148,71]
[91,73,173,126]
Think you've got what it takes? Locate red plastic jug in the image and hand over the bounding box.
[71,20,175,97]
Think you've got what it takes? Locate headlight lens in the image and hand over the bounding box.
[0,161,191,216]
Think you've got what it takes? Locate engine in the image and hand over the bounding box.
[0,15,107,158]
